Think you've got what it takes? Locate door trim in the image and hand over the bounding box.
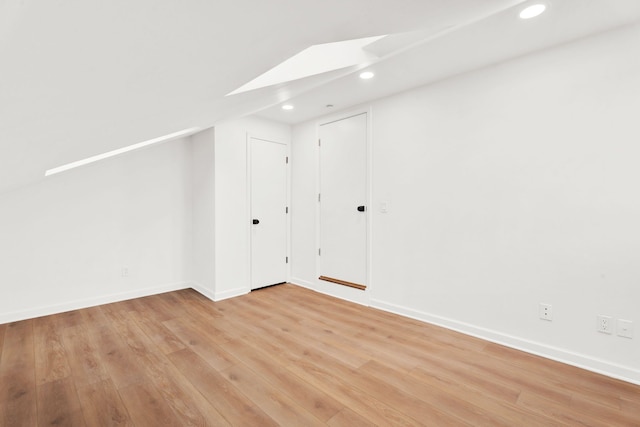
[246,134,291,293]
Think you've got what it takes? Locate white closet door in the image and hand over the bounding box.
[250,137,287,290]
[319,113,367,289]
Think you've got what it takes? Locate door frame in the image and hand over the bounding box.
[246,134,291,293]
[315,107,373,305]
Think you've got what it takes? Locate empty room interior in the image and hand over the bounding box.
[1,0,640,425]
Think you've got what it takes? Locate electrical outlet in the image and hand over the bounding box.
[539,303,553,321]
[121,267,129,277]
[618,319,633,339]
[597,315,613,334]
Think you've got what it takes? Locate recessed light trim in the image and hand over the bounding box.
[519,4,546,19]
[359,71,375,80]
[44,127,201,177]
[282,104,294,110]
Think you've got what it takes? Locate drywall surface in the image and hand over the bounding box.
[0,138,193,323]
[191,128,216,299]
[290,123,318,287]
[213,116,291,300]
[290,23,640,383]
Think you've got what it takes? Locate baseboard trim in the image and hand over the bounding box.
[213,286,248,302]
[190,282,216,301]
[289,278,369,307]
[0,281,190,324]
[289,277,315,291]
[370,298,640,386]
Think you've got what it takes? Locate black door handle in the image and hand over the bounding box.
[357,206,365,212]
[252,219,260,224]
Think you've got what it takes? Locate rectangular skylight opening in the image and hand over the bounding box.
[227,35,386,96]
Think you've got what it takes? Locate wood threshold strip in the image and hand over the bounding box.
[319,276,366,290]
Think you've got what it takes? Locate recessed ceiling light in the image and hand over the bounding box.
[282,104,294,110]
[359,71,375,80]
[519,4,546,19]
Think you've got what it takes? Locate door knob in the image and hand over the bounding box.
[252,219,260,224]
[357,206,365,212]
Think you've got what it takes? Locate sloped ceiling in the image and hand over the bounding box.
[1,0,639,194]
[257,0,640,124]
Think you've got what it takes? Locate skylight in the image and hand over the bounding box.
[227,35,386,96]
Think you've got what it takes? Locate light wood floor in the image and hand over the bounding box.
[1,284,638,426]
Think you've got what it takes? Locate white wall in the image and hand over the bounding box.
[0,115,291,322]
[0,138,193,323]
[291,23,640,384]
[213,116,291,300]
[191,128,216,299]
[291,123,318,286]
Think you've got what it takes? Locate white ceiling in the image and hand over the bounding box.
[1,0,639,193]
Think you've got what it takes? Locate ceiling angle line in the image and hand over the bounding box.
[44,127,201,177]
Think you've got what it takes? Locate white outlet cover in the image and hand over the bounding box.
[597,315,614,334]
[618,319,633,339]
[538,303,553,321]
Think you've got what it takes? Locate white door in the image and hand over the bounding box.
[319,113,367,289]
[250,137,288,290]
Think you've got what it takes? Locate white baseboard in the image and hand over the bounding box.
[289,277,369,307]
[190,282,216,301]
[289,277,315,290]
[370,298,640,386]
[0,281,190,324]
[213,286,248,302]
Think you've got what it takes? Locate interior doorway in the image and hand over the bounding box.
[318,113,368,290]
[249,137,288,290]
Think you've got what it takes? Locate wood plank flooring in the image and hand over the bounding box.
[1,284,638,426]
